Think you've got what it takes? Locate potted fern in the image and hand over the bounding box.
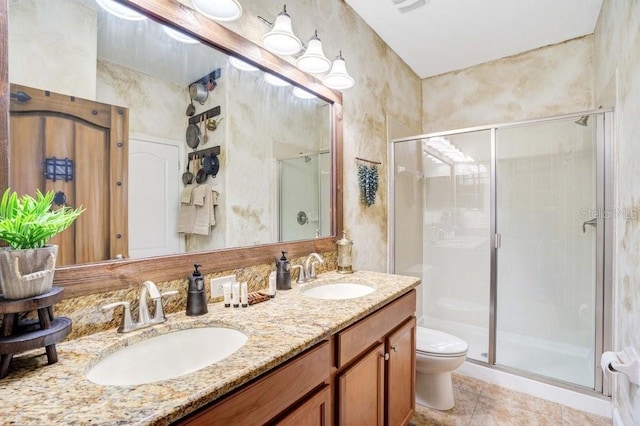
[0,189,83,299]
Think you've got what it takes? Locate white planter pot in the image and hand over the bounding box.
[0,245,58,299]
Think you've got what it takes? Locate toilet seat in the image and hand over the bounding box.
[416,327,468,357]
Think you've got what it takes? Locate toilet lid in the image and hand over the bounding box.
[416,327,468,356]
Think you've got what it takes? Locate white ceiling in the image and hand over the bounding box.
[345,0,603,79]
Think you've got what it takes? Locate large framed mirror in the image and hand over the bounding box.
[0,0,343,297]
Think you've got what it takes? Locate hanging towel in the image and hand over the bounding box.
[191,184,207,206]
[177,185,198,234]
[180,185,195,204]
[177,184,220,235]
[192,184,214,235]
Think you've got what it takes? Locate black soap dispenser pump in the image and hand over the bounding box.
[276,251,292,290]
[186,263,208,316]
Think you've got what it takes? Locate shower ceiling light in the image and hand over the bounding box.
[192,0,243,22]
[296,31,331,74]
[264,73,290,87]
[322,51,354,90]
[292,86,317,99]
[261,5,302,55]
[96,0,147,21]
[426,137,474,163]
[162,25,199,44]
[229,56,259,72]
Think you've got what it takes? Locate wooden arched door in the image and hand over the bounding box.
[9,83,128,266]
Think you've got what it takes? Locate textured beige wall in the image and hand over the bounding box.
[422,36,594,132]
[594,1,640,424]
[97,60,186,141]
[8,0,97,99]
[222,0,423,272]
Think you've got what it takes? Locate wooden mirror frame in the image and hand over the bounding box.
[0,0,343,298]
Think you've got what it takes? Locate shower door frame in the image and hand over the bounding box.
[389,108,614,396]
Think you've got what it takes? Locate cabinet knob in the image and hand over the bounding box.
[391,345,397,353]
[381,352,390,361]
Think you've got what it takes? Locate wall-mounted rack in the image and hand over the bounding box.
[189,68,221,90]
[189,105,221,126]
[188,145,221,161]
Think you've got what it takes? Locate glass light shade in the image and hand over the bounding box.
[96,0,147,21]
[192,0,242,22]
[162,26,199,44]
[296,37,331,74]
[264,73,290,87]
[322,54,354,90]
[229,56,259,72]
[262,11,302,55]
[292,87,316,100]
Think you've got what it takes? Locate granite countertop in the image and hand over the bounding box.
[0,270,420,425]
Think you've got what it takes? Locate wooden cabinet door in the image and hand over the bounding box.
[337,343,385,426]
[9,84,128,265]
[385,317,416,426]
[275,385,331,426]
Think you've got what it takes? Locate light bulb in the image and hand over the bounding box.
[162,26,199,44]
[296,33,330,74]
[264,73,290,87]
[323,52,354,90]
[262,6,302,55]
[96,0,146,21]
[292,87,317,99]
[229,57,259,72]
[192,0,243,22]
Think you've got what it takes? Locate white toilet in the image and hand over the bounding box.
[415,327,468,410]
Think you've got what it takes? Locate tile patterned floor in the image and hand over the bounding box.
[411,374,612,426]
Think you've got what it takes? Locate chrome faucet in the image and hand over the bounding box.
[101,281,178,333]
[296,253,324,283]
[138,280,161,324]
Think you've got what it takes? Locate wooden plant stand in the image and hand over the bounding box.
[0,287,72,379]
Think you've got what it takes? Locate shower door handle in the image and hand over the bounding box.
[582,218,597,233]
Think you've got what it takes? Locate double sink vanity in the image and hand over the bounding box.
[1,270,419,425]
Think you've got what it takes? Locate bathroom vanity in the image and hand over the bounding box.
[0,271,419,425]
[179,286,416,425]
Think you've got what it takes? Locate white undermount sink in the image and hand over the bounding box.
[302,282,375,300]
[86,327,247,386]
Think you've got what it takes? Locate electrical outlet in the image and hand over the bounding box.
[210,275,235,299]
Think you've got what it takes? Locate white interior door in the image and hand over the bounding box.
[128,135,184,259]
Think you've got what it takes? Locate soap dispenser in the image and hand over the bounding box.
[187,263,208,316]
[276,251,292,290]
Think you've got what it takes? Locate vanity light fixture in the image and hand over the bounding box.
[296,31,331,74]
[292,86,317,100]
[162,25,199,44]
[264,73,291,87]
[322,51,354,90]
[229,56,259,72]
[191,0,243,22]
[96,0,147,21]
[259,5,302,56]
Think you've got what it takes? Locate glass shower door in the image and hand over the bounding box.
[278,154,321,241]
[495,117,597,388]
[393,131,492,362]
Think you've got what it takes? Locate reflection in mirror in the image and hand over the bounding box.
[7,0,332,267]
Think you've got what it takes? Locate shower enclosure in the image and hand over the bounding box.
[390,110,613,394]
[278,151,330,241]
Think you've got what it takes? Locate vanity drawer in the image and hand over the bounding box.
[336,290,416,368]
[179,340,331,425]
